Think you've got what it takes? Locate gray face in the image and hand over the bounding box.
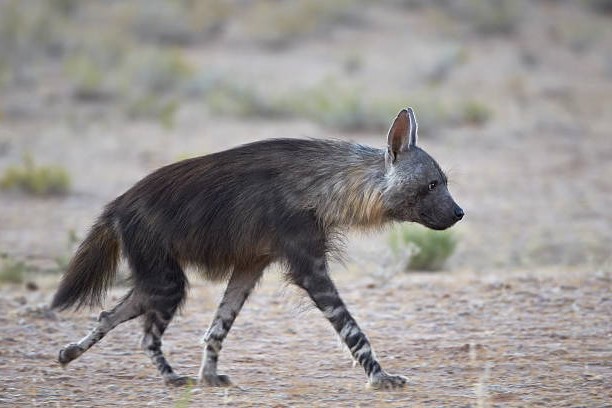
[386,147,464,230]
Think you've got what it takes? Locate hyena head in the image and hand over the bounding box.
[383,108,464,230]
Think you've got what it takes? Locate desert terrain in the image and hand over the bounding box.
[0,1,610,406]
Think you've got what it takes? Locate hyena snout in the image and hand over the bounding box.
[436,201,464,229]
[418,195,464,230]
[453,204,464,221]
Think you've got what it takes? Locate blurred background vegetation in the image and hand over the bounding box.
[0,0,611,281]
[2,0,609,129]
[0,0,517,130]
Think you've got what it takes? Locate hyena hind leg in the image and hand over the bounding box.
[138,262,191,386]
[198,262,266,387]
[58,290,143,366]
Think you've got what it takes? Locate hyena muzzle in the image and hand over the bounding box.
[51,107,463,389]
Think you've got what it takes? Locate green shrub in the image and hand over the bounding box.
[0,254,28,284]
[205,77,403,132]
[64,45,194,125]
[1,154,71,196]
[461,100,492,125]
[281,79,402,132]
[64,54,107,100]
[203,76,460,133]
[120,48,194,97]
[389,224,458,271]
[206,80,287,119]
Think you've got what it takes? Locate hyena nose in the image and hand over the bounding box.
[453,206,464,221]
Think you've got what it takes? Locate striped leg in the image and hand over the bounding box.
[198,264,265,386]
[58,290,142,366]
[141,308,186,385]
[290,256,407,389]
[140,270,189,386]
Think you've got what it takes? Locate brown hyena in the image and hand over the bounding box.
[51,108,464,389]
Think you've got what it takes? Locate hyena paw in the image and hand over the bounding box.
[368,371,408,390]
[200,374,232,387]
[58,343,83,366]
[164,374,197,387]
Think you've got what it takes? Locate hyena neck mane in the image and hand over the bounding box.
[298,140,389,229]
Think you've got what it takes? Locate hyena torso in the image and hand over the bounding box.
[52,108,463,389]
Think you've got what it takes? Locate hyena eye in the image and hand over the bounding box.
[428,181,437,191]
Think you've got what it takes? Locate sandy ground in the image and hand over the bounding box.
[1,1,611,407]
[0,267,610,407]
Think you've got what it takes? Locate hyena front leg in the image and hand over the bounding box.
[198,262,266,386]
[58,290,143,366]
[288,254,407,389]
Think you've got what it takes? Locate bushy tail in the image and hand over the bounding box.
[51,215,120,311]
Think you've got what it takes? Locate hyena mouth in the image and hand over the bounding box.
[420,214,455,230]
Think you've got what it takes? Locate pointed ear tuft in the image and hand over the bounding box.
[407,107,418,147]
[386,109,409,164]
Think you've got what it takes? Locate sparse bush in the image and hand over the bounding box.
[0,254,28,284]
[121,49,194,97]
[205,77,404,132]
[127,0,230,45]
[461,100,492,125]
[241,0,363,49]
[127,97,180,129]
[64,54,108,100]
[281,79,397,132]
[112,48,194,127]
[206,80,287,119]
[1,154,71,196]
[0,0,226,93]
[389,224,458,271]
[0,0,71,87]
[203,76,459,133]
[450,0,524,36]
[64,43,194,126]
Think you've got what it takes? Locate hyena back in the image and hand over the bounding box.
[51,108,463,389]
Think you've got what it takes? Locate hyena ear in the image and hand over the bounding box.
[386,108,416,167]
[406,107,418,148]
